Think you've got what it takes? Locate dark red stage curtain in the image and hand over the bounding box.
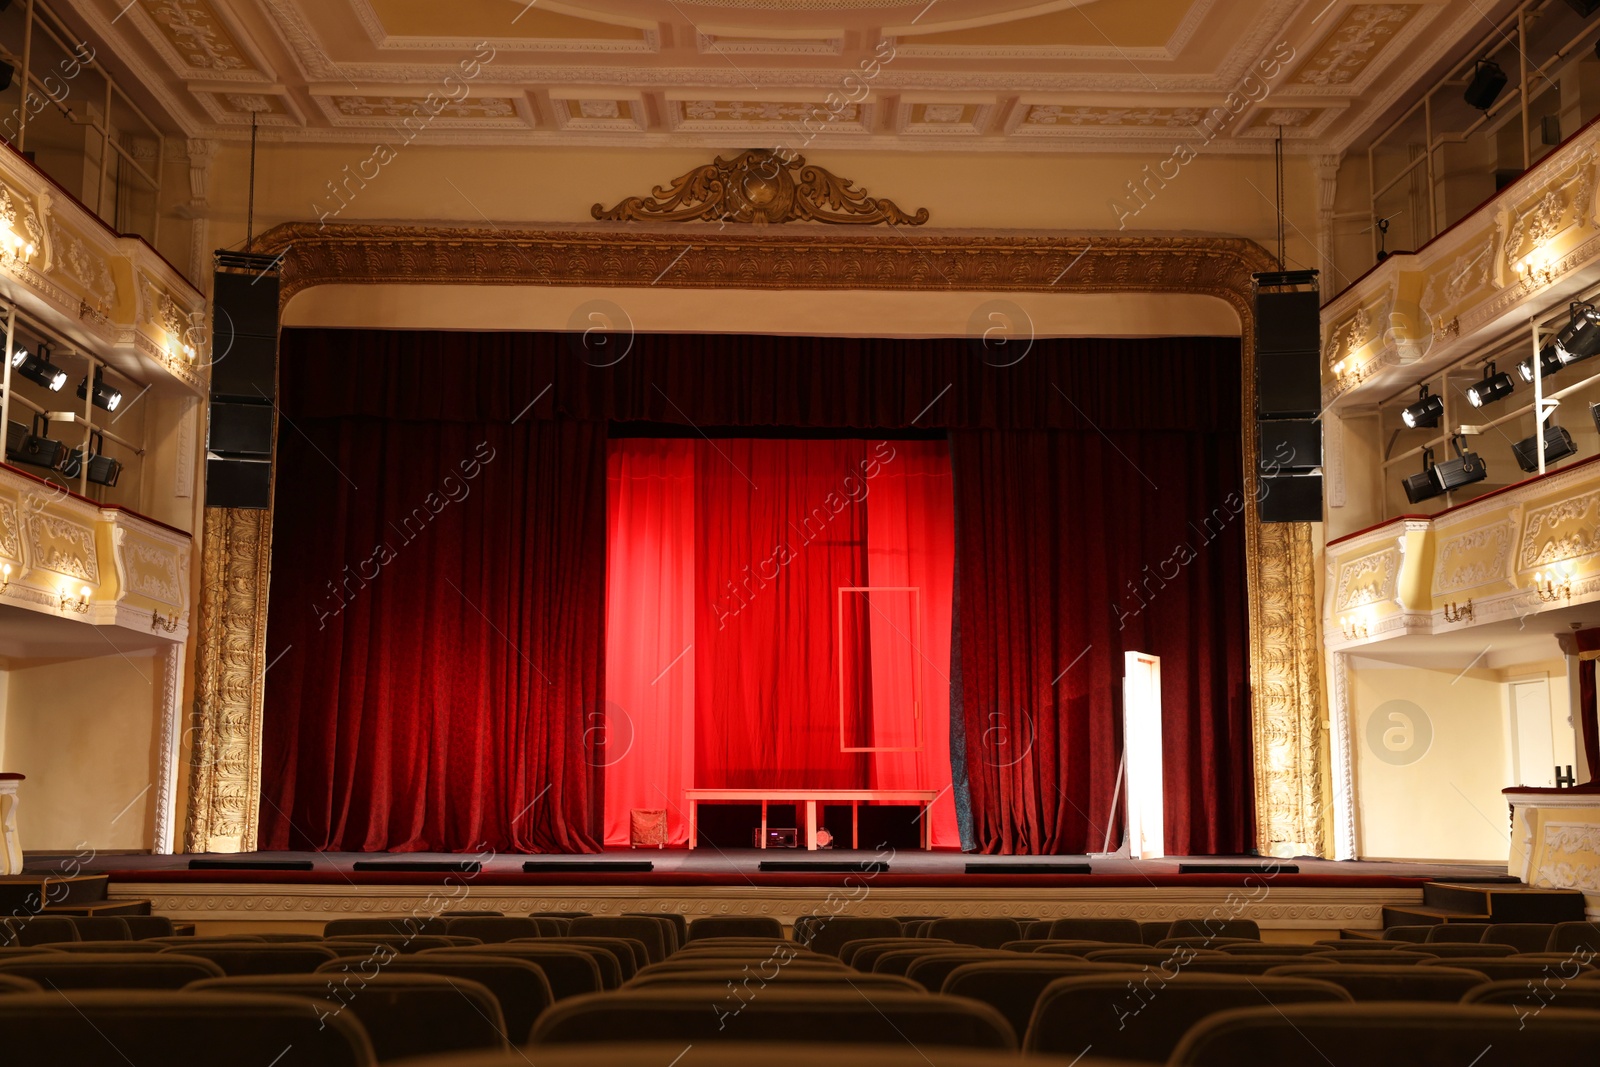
[1576,628,1600,781]
[951,424,1253,855]
[259,413,606,853]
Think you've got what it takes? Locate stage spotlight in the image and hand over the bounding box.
[77,371,122,412]
[1464,59,1508,111]
[1555,302,1600,363]
[1519,345,1565,382]
[1434,433,1489,491]
[62,445,123,487]
[0,60,12,95]
[1512,423,1579,473]
[1402,447,1445,503]
[1467,361,1515,407]
[4,418,66,471]
[1566,0,1600,17]
[10,346,66,391]
[1402,384,1443,428]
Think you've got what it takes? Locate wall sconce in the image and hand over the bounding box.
[1443,598,1475,623]
[58,584,90,614]
[0,562,11,595]
[1533,569,1573,603]
[1339,614,1371,640]
[150,611,179,633]
[0,222,36,269]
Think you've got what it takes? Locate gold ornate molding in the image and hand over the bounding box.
[591,149,928,226]
[186,507,272,854]
[217,221,1324,858]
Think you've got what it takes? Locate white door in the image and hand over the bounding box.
[1509,679,1556,788]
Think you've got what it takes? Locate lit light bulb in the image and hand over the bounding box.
[79,586,90,600]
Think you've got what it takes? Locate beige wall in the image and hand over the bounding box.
[1,652,162,852]
[1350,658,1510,863]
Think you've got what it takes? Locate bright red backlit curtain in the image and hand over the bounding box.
[604,437,958,847]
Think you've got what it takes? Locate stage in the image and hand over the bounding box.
[41,850,1515,939]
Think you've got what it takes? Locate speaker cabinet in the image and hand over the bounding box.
[1258,419,1322,471]
[1258,473,1323,522]
[208,400,274,457]
[205,457,272,509]
[210,270,280,401]
[1254,290,1321,418]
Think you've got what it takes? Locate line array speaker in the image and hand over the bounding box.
[206,253,281,510]
[1253,271,1324,523]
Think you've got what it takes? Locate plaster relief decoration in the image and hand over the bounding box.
[24,513,98,584]
[331,96,517,120]
[0,182,42,262]
[593,149,929,226]
[1533,823,1600,893]
[0,499,20,563]
[140,0,249,73]
[668,98,875,135]
[118,535,185,608]
[1291,5,1414,87]
[45,217,116,311]
[1519,491,1600,571]
[1324,302,1375,373]
[1434,520,1515,595]
[1333,546,1399,613]
[1024,105,1209,128]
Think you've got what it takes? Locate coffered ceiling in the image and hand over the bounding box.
[63,0,1518,152]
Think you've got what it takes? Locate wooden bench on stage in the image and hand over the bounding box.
[684,789,940,850]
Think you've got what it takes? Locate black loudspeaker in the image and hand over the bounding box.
[208,400,274,456]
[1258,418,1322,470]
[856,805,921,850]
[1258,473,1323,522]
[205,457,272,508]
[1255,289,1321,418]
[1464,60,1508,111]
[210,269,279,401]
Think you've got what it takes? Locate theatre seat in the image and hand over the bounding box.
[1426,923,1491,943]
[1179,956,1338,975]
[1382,925,1435,943]
[1482,924,1556,953]
[1171,1003,1600,1066]
[1217,942,1328,957]
[4,916,80,945]
[1139,921,1171,945]
[161,942,342,975]
[120,916,177,940]
[50,941,167,954]
[838,940,947,972]
[567,917,668,963]
[1464,978,1600,1011]
[1547,922,1600,954]
[67,917,132,941]
[1157,937,1260,950]
[1024,973,1351,1059]
[0,952,224,989]
[1080,947,1229,966]
[0,990,376,1067]
[529,988,1016,1049]
[1413,942,1516,959]
[446,917,544,943]
[804,917,903,957]
[319,954,552,1042]
[535,935,648,976]
[905,950,1018,991]
[1310,950,1435,965]
[625,970,923,992]
[324,918,448,938]
[1167,918,1260,941]
[941,959,1144,1037]
[380,1041,1130,1067]
[1421,956,1596,982]
[0,973,40,993]
[1267,963,1489,1001]
[325,934,483,954]
[689,916,785,941]
[421,943,603,999]
[618,914,680,954]
[510,938,622,988]
[189,973,507,1062]
[926,918,1022,949]
[1046,918,1142,944]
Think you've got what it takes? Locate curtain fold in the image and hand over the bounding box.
[260,417,607,853]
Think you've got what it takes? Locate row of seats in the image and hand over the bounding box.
[2,911,1599,1064]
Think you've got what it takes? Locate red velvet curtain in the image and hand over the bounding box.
[260,415,606,853]
[266,328,1249,855]
[1575,628,1600,782]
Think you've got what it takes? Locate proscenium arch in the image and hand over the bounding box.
[184,222,1325,858]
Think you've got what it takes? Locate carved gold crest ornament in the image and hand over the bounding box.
[592,149,929,226]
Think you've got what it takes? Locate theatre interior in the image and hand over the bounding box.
[5,0,1600,1063]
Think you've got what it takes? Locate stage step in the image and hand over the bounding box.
[0,874,109,914]
[1381,881,1586,929]
[43,899,152,917]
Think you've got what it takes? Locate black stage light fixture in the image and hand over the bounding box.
[5,417,66,471]
[10,345,66,391]
[77,370,122,412]
[1402,384,1444,428]
[1566,0,1600,17]
[1467,361,1515,407]
[0,60,13,95]
[1464,59,1509,111]
[1592,401,1600,436]
[61,432,122,487]
[1512,423,1579,473]
[1434,433,1489,491]
[1403,447,1444,503]
[1556,302,1600,363]
[1519,345,1566,382]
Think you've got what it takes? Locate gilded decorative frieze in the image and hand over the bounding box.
[24,513,98,583]
[1333,546,1398,611]
[1433,521,1515,596]
[1519,491,1600,571]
